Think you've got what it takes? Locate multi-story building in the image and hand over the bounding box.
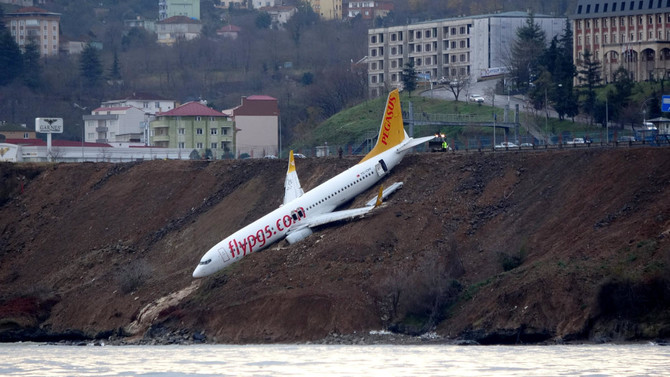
[346,0,393,20]
[158,0,200,20]
[83,106,146,144]
[150,102,235,159]
[156,15,202,45]
[259,5,298,28]
[252,0,275,9]
[101,93,176,116]
[0,123,36,140]
[308,0,343,20]
[572,0,670,83]
[367,11,566,97]
[3,6,60,56]
[224,95,279,158]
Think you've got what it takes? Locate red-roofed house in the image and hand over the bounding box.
[216,24,241,39]
[83,106,146,144]
[151,101,235,159]
[224,95,279,158]
[3,6,61,56]
[156,15,202,45]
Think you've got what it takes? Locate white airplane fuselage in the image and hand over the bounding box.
[192,145,408,278]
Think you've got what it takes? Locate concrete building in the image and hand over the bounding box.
[224,95,279,158]
[150,102,235,159]
[3,6,60,56]
[259,5,297,28]
[571,0,670,83]
[0,123,36,140]
[367,11,566,97]
[159,0,200,21]
[346,0,393,20]
[84,106,146,144]
[308,0,343,20]
[101,93,176,116]
[252,0,275,9]
[156,15,202,45]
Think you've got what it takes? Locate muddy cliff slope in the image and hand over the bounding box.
[1,148,669,344]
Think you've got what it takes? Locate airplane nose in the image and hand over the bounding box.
[192,266,205,278]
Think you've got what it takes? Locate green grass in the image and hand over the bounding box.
[291,92,602,150]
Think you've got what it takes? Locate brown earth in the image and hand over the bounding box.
[1,147,669,344]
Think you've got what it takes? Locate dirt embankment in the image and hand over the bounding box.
[1,148,669,344]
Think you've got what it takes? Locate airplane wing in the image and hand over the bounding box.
[289,185,388,232]
[283,150,304,205]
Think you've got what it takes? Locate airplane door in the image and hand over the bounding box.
[217,247,231,262]
[375,159,388,176]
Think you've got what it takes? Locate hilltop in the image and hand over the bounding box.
[0,146,669,344]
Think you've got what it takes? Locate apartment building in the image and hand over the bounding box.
[572,0,670,83]
[308,0,343,20]
[159,0,200,21]
[3,6,60,56]
[346,1,393,20]
[224,95,279,158]
[156,15,202,45]
[150,102,235,159]
[367,11,565,97]
[84,106,146,144]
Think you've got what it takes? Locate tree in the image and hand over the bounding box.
[400,61,417,95]
[21,41,42,90]
[108,49,122,82]
[577,49,602,123]
[285,1,319,65]
[255,12,272,29]
[79,43,103,88]
[0,9,23,86]
[444,74,470,102]
[509,14,546,93]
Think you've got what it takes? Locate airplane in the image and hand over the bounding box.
[192,89,433,278]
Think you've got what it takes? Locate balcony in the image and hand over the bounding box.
[153,135,170,142]
[96,126,108,133]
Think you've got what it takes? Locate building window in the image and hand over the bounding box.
[211,142,217,149]
[197,142,203,149]
[178,142,185,148]
[196,116,202,121]
[221,128,228,135]
[451,27,456,35]
[196,128,203,134]
[460,40,465,48]
[460,26,465,34]
[178,128,185,134]
[211,128,217,135]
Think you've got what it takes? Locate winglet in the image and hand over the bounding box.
[359,89,407,164]
[283,150,304,205]
[374,185,384,208]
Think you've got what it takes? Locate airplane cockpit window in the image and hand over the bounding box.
[199,259,212,265]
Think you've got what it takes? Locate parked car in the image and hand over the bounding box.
[264,154,278,159]
[566,138,585,145]
[495,142,518,149]
[619,136,636,142]
[469,94,485,103]
[520,142,534,147]
[293,153,306,159]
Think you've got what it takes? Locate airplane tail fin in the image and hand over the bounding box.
[283,150,304,205]
[359,89,407,163]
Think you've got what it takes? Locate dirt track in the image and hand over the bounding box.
[1,147,669,344]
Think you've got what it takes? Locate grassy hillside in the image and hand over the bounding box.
[295,92,603,152]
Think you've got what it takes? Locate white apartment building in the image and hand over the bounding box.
[83,106,146,144]
[367,11,566,97]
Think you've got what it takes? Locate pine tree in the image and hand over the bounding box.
[400,61,417,95]
[108,49,122,82]
[22,40,42,89]
[0,9,23,86]
[79,43,103,88]
[509,14,547,93]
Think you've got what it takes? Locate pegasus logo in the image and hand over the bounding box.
[381,96,396,145]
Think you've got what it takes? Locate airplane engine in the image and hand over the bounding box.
[286,228,313,244]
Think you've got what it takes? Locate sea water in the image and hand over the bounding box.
[0,342,668,376]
